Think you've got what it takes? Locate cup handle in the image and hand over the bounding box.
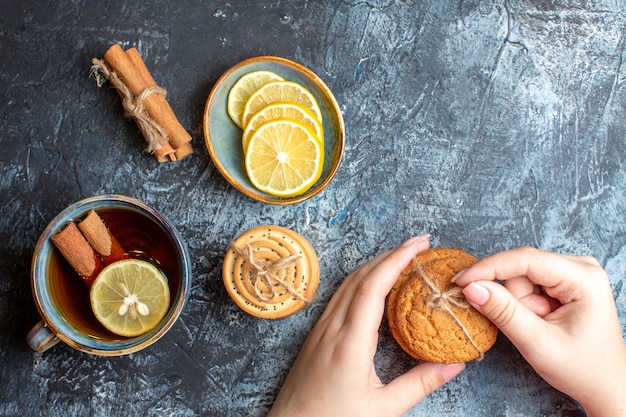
[26,321,61,353]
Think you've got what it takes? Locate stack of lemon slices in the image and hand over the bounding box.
[227,70,324,198]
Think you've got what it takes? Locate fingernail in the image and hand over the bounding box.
[401,234,431,247]
[440,363,465,383]
[462,282,491,306]
[450,268,467,283]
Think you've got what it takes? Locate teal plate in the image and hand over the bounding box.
[203,56,345,204]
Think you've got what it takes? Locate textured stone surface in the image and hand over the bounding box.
[1,1,625,416]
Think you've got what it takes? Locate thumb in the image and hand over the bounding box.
[462,280,547,355]
[383,362,465,415]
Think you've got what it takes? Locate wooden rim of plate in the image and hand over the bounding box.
[222,225,320,319]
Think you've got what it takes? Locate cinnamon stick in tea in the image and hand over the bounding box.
[50,222,104,286]
[78,210,126,264]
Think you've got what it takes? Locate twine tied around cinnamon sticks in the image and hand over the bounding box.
[89,44,193,162]
[415,261,485,361]
[91,59,168,152]
[230,242,310,303]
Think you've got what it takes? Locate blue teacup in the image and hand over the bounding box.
[26,194,192,356]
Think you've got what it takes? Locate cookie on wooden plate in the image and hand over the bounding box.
[386,248,498,363]
[222,225,320,319]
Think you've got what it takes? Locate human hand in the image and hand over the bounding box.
[452,247,626,417]
[266,235,466,417]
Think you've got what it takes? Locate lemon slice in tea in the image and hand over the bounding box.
[245,119,324,197]
[90,259,171,337]
[242,81,322,128]
[227,70,285,129]
[242,102,323,153]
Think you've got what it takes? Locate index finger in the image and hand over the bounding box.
[452,247,606,304]
[319,235,430,325]
[341,236,430,338]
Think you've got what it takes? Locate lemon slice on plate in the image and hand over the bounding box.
[227,70,284,129]
[245,119,324,197]
[242,81,322,128]
[242,102,323,153]
[90,259,171,337]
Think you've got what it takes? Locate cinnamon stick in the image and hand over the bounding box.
[124,48,177,162]
[50,222,103,286]
[172,142,194,161]
[103,44,192,160]
[78,210,126,264]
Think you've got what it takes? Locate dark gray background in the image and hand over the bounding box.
[1,1,625,416]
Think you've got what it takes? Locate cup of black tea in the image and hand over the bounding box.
[26,194,192,356]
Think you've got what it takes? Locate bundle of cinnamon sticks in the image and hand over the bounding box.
[90,44,193,162]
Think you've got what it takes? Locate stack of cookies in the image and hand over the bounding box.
[222,225,319,319]
[386,248,498,364]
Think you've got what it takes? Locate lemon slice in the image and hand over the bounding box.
[245,119,324,197]
[90,259,171,337]
[242,102,324,153]
[227,70,284,129]
[242,81,322,128]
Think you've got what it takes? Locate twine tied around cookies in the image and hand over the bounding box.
[230,242,310,303]
[415,261,485,361]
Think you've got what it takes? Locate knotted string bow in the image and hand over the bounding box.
[230,242,310,303]
[90,58,168,153]
[415,260,485,360]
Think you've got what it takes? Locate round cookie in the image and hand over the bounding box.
[223,225,320,319]
[386,248,498,363]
